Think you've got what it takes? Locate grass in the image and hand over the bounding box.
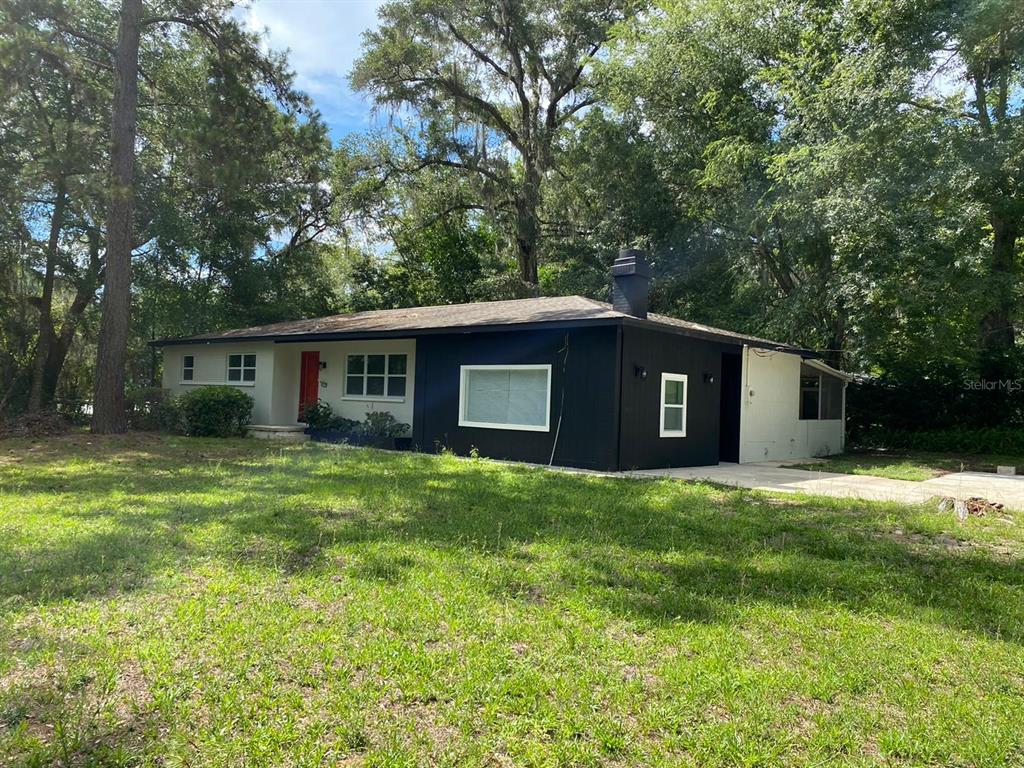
[785,451,1024,482]
[1,435,1023,767]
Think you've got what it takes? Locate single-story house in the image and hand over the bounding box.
[154,250,850,471]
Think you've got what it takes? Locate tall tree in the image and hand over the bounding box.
[91,0,141,433]
[351,0,635,290]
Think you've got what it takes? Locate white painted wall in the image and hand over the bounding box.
[161,339,417,429]
[738,347,845,463]
[161,342,276,424]
[268,339,416,428]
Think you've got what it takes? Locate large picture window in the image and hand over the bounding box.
[459,365,551,432]
[660,373,688,437]
[345,353,407,399]
[227,354,256,383]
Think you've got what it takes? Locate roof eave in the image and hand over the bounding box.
[620,316,815,357]
[149,316,623,347]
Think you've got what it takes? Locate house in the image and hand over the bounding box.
[154,250,850,470]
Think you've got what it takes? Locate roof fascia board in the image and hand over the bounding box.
[619,316,815,356]
[150,317,622,347]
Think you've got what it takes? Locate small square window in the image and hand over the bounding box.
[347,356,365,374]
[227,353,256,384]
[367,355,386,375]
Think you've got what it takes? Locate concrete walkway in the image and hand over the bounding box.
[629,463,1024,510]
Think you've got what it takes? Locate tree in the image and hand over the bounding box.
[1,0,113,412]
[350,0,636,290]
[2,0,335,423]
[91,0,141,433]
[86,0,320,432]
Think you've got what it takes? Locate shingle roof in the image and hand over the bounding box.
[153,295,810,354]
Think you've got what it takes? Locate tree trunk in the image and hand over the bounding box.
[41,231,104,404]
[979,213,1017,360]
[27,178,68,412]
[92,0,142,434]
[514,168,541,291]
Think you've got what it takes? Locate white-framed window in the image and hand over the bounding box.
[227,353,256,384]
[459,364,551,432]
[660,372,688,437]
[181,355,194,382]
[345,353,407,400]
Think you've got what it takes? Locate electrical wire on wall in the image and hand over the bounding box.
[548,333,570,466]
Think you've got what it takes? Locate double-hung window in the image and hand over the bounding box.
[182,355,194,382]
[345,353,407,399]
[459,365,551,432]
[660,373,688,437]
[227,354,256,383]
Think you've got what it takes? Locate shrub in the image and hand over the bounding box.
[352,411,410,441]
[177,386,253,437]
[301,399,359,433]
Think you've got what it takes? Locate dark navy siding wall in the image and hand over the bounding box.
[412,326,621,470]
[617,325,734,469]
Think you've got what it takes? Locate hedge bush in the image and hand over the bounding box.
[856,427,1024,455]
[177,386,253,437]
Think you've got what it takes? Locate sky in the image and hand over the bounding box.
[242,0,386,140]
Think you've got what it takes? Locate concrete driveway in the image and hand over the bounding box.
[630,463,1024,510]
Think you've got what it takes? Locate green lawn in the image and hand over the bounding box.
[785,451,1024,482]
[2,436,1023,767]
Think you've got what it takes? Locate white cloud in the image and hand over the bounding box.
[241,0,385,135]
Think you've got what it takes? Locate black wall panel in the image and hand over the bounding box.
[412,326,621,470]
[618,325,736,469]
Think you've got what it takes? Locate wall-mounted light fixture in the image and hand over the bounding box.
[319,361,327,370]
[703,372,715,384]
[634,365,648,380]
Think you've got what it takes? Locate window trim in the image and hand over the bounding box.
[659,372,688,438]
[342,352,408,403]
[458,364,552,432]
[181,354,195,383]
[226,353,257,386]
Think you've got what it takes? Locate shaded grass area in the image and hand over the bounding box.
[785,450,1024,482]
[2,434,1023,767]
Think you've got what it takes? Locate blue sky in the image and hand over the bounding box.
[242,0,385,140]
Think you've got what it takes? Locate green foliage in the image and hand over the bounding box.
[176,386,253,437]
[859,427,1024,456]
[350,0,636,287]
[0,0,340,418]
[345,218,500,310]
[300,399,358,433]
[126,387,172,432]
[352,411,410,441]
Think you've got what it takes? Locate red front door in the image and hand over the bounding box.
[298,351,320,420]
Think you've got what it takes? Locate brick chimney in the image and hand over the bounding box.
[611,248,651,319]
